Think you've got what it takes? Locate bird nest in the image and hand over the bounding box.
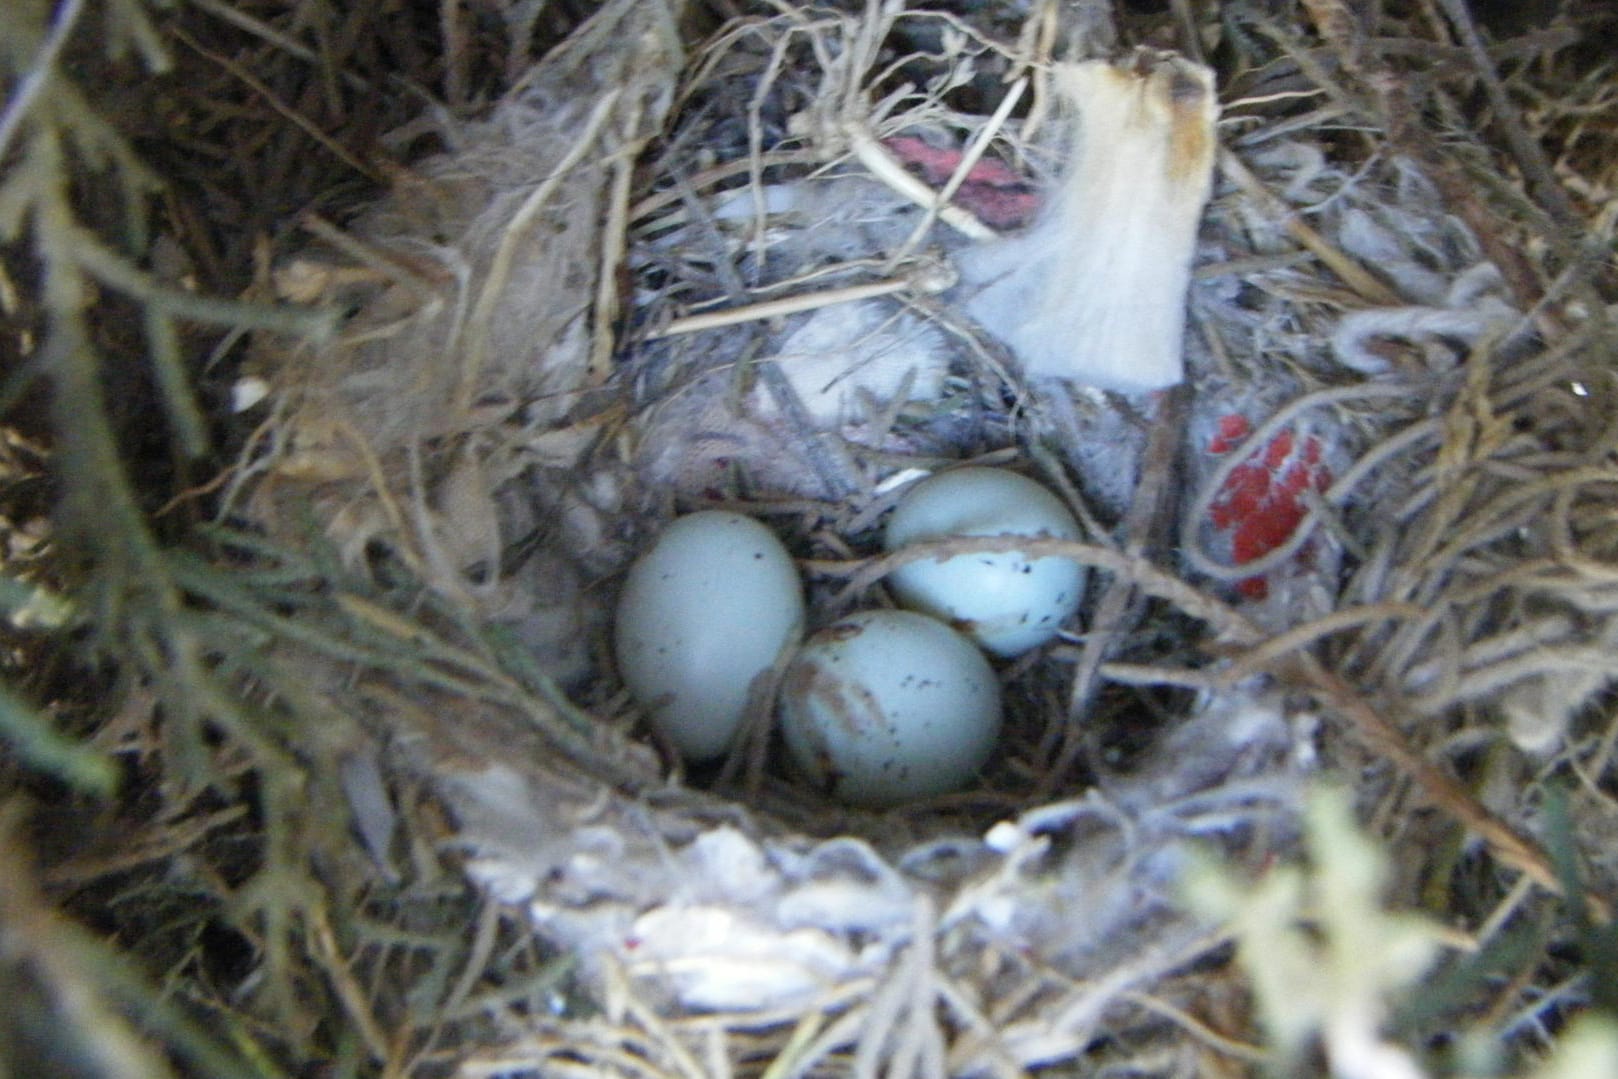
[4,0,1618,1076]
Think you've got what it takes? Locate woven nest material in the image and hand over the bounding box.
[8,0,1618,1076]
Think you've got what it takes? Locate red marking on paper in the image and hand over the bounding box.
[883,135,1041,230]
[1206,413,1252,454]
[1206,415,1332,600]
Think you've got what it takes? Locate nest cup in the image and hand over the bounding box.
[60,0,1618,1073]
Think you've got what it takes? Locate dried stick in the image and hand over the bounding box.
[846,126,999,242]
[1290,655,1603,919]
[1218,150,1401,306]
[456,89,622,413]
[883,75,1030,262]
[1434,0,1583,236]
[1298,0,1566,310]
[645,264,956,340]
[173,27,381,181]
[589,100,643,382]
[1045,385,1187,790]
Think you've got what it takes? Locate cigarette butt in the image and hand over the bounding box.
[960,50,1218,393]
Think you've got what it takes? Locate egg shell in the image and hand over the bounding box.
[884,467,1085,657]
[614,511,804,762]
[780,609,1001,807]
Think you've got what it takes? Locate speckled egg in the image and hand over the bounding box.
[780,609,1001,806]
[614,511,804,762]
[884,467,1085,657]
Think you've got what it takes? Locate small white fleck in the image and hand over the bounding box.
[875,467,933,496]
[984,820,1022,853]
[232,376,270,412]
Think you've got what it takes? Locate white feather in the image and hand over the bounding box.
[960,52,1218,393]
